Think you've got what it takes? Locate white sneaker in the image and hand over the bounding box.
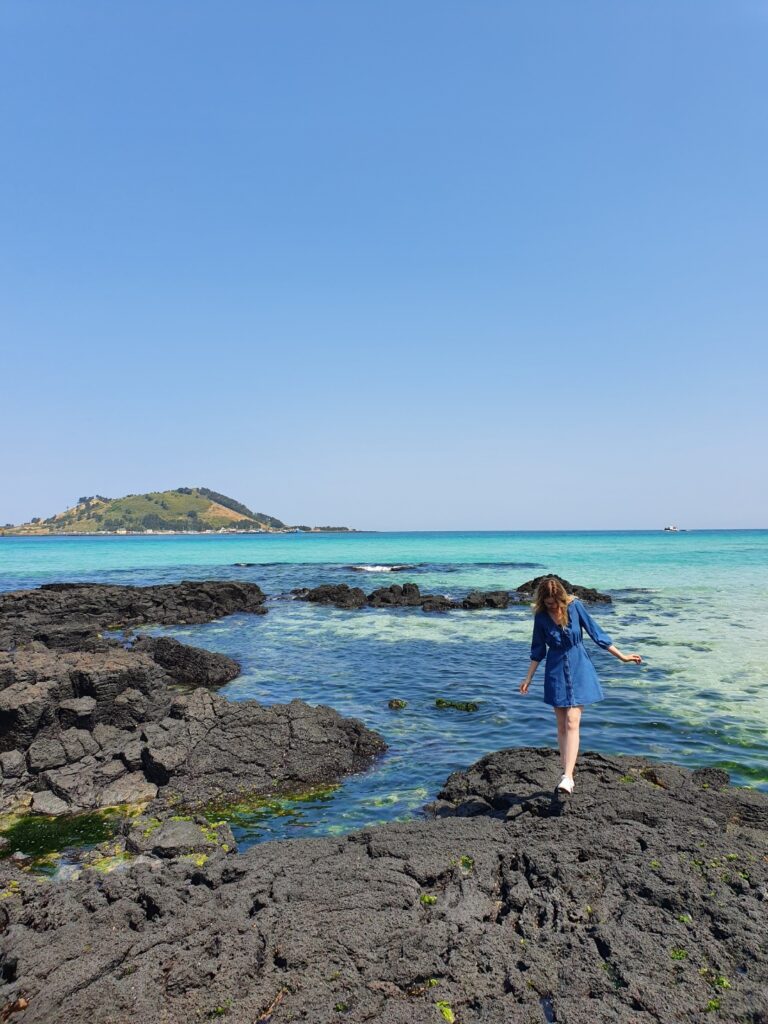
[557,775,574,794]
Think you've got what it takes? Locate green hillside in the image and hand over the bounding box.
[2,488,290,535]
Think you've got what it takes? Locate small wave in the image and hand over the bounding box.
[345,561,542,574]
[347,564,419,573]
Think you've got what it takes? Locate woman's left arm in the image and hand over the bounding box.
[576,601,642,664]
[606,644,643,665]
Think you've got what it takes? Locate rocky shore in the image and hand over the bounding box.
[2,748,766,1023]
[0,581,385,819]
[2,579,766,1023]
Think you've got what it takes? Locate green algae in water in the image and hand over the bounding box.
[91,851,133,874]
[0,811,119,864]
[205,785,340,839]
[435,698,479,713]
[711,761,768,786]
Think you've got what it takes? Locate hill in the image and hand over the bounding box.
[0,487,348,535]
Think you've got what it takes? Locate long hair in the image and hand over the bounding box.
[533,577,573,626]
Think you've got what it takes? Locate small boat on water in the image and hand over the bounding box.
[663,525,680,532]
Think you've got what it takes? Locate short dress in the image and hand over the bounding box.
[530,599,613,707]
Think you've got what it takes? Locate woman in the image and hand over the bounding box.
[519,577,642,794]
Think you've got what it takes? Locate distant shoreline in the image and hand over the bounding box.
[1,528,766,539]
[0,529,362,538]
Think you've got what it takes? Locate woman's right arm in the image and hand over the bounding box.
[520,618,546,693]
[519,659,540,694]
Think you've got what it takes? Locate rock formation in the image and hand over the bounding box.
[0,580,269,649]
[293,583,532,613]
[0,583,385,817]
[1,748,765,1023]
[515,575,612,604]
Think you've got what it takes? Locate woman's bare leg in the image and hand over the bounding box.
[563,706,583,780]
[554,708,567,770]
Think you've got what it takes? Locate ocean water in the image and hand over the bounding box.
[2,531,767,848]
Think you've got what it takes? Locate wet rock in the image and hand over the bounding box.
[387,699,407,710]
[515,574,612,603]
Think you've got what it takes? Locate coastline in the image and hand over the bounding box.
[1,533,767,816]
[0,529,362,538]
[1,575,767,1020]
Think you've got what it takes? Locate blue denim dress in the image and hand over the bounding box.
[530,599,613,707]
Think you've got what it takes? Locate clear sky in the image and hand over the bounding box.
[2,1,766,530]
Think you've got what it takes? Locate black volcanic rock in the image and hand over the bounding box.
[295,582,463,613]
[131,635,240,688]
[0,585,385,816]
[0,644,171,756]
[0,580,268,650]
[292,583,563,614]
[367,583,423,608]
[461,590,512,610]
[294,584,367,609]
[515,574,612,604]
[420,595,458,612]
[0,640,385,814]
[140,688,386,807]
[1,748,766,1024]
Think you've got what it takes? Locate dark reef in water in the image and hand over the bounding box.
[0,579,270,649]
[1,748,766,1023]
[292,582,528,612]
[291,577,611,612]
[515,574,613,604]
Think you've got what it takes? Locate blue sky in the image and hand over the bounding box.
[2,1,766,529]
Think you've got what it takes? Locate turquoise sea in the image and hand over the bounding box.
[2,531,767,847]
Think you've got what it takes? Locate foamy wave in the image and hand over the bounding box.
[347,564,416,573]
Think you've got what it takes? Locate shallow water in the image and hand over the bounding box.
[2,531,766,848]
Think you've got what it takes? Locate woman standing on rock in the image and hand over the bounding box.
[519,577,642,794]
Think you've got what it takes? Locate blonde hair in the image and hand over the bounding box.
[533,577,573,626]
